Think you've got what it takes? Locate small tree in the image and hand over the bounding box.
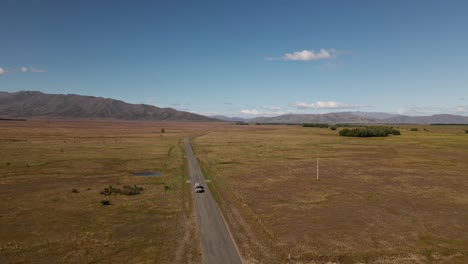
[161,128,165,133]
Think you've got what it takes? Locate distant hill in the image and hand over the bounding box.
[247,112,468,124]
[211,115,249,122]
[381,114,468,124]
[345,111,399,120]
[251,113,378,123]
[0,91,219,121]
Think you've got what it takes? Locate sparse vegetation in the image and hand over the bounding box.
[193,124,468,263]
[100,185,143,196]
[339,126,401,137]
[236,121,248,125]
[0,120,205,264]
[303,123,328,128]
[411,128,419,131]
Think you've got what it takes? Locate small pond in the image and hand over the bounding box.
[133,172,162,177]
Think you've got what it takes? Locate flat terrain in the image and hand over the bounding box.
[0,120,219,263]
[193,124,468,263]
[184,138,242,264]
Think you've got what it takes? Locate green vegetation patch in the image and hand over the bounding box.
[100,185,144,196]
[303,123,329,128]
[339,126,401,137]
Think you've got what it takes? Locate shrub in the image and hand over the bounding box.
[339,126,401,137]
[120,185,144,195]
[330,125,337,131]
[100,185,143,196]
[72,188,79,193]
[100,185,119,196]
[303,123,329,128]
[465,129,468,134]
[101,200,111,206]
[161,128,165,133]
[410,128,418,131]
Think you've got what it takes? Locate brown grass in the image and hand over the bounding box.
[193,124,468,263]
[0,119,220,264]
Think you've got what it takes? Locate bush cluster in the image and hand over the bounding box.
[339,126,401,137]
[303,123,329,128]
[100,185,144,196]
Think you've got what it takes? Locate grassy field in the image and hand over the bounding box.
[193,124,468,263]
[0,120,218,264]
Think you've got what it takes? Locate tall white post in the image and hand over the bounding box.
[316,157,319,181]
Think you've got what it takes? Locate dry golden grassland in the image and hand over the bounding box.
[193,124,468,264]
[0,120,218,264]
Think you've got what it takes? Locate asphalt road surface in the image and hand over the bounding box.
[183,138,243,264]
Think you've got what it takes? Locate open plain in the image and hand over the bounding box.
[0,120,219,264]
[2,120,468,264]
[193,124,468,263]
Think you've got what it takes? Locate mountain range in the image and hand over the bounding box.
[0,91,217,121]
[244,112,468,124]
[1,91,467,124]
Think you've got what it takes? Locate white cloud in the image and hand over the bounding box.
[240,109,262,115]
[0,66,46,74]
[193,111,222,116]
[240,106,287,116]
[291,101,364,109]
[271,49,336,61]
[454,106,468,113]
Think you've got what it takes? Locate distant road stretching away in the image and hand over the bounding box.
[183,138,243,264]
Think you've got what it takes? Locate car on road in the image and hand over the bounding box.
[195,182,205,193]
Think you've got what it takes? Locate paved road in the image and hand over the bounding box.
[183,138,242,264]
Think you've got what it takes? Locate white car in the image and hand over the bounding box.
[195,182,205,193]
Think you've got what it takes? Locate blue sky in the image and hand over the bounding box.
[1,0,467,117]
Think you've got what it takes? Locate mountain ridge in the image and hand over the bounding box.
[251,113,378,123]
[0,91,219,121]
[2,91,467,124]
[249,113,468,124]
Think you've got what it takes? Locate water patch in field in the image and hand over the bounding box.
[133,172,162,177]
